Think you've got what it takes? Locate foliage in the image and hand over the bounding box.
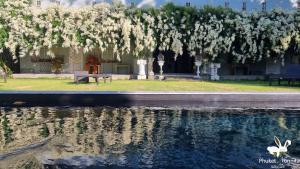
[0,23,8,52]
[188,14,235,60]
[231,10,296,64]
[54,119,64,134]
[0,57,12,75]
[0,1,299,63]
[51,57,64,74]
[2,115,13,144]
[292,10,300,54]
[39,123,50,137]
[0,0,8,54]
[76,118,87,134]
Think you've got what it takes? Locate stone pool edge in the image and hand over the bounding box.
[0,91,300,108]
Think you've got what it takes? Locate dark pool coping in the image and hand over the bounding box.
[1,91,300,94]
[0,91,300,108]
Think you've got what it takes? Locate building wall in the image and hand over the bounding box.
[19,48,299,76]
[20,47,136,74]
[265,59,281,74]
[20,52,51,73]
[219,60,266,76]
[68,48,84,73]
[20,48,70,73]
[80,46,136,74]
[265,55,300,75]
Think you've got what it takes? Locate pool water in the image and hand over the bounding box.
[0,107,300,169]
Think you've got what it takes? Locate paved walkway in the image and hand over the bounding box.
[0,91,300,108]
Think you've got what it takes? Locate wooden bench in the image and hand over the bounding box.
[74,71,112,85]
[269,64,300,86]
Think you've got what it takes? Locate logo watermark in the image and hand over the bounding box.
[267,136,291,157]
[258,136,300,169]
[258,157,300,169]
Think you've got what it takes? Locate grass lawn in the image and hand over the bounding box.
[0,78,300,92]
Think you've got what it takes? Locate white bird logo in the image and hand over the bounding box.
[267,136,291,157]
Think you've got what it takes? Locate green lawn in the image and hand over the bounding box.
[0,78,300,92]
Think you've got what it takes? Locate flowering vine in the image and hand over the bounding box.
[0,1,299,65]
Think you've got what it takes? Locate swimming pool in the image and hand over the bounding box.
[0,107,300,169]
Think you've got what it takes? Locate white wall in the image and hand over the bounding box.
[20,47,138,74]
[20,48,70,73]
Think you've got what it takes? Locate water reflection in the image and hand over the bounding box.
[0,107,300,169]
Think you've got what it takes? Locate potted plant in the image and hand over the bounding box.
[51,57,64,74]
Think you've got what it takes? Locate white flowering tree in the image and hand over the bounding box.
[128,9,156,58]
[293,10,300,54]
[232,10,296,64]
[231,13,258,63]
[0,1,299,68]
[154,4,185,59]
[188,14,235,61]
[0,15,8,54]
[34,3,132,60]
[257,10,295,64]
[0,15,9,72]
[72,3,132,60]
[1,1,134,60]
[0,0,7,52]
[0,0,32,58]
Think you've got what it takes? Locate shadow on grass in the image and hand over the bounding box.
[66,79,300,89]
[219,80,300,88]
[65,81,101,85]
[205,80,300,88]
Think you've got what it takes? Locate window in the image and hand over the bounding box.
[36,0,41,7]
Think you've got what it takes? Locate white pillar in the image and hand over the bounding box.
[203,63,207,74]
[137,59,147,80]
[210,63,221,80]
[147,57,155,80]
[194,61,202,79]
[158,60,165,80]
